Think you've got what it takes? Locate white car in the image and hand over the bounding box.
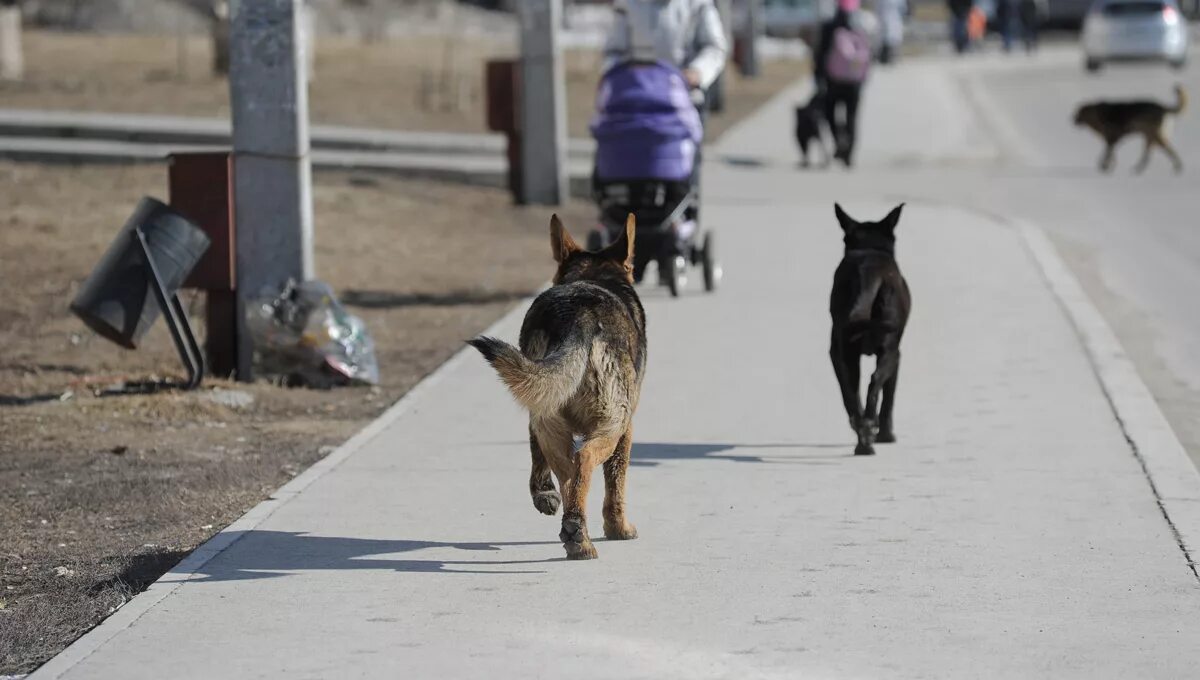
[1082,0,1189,71]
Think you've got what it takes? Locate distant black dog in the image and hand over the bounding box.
[829,204,911,456]
[1074,85,1187,174]
[795,91,830,168]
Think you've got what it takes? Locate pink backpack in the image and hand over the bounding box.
[826,26,871,84]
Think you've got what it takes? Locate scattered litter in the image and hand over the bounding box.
[247,279,380,388]
[53,566,75,578]
[204,388,255,410]
[200,524,214,530]
[58,390,74,402]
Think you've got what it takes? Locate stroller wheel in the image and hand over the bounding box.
[662,254,687,298]
[702,231,720,293]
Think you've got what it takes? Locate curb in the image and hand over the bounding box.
[1019,220,1200,581]
[27,296,535,680]
[0,108,597,158]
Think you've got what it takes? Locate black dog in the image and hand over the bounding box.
[795,91,830,168]
[829,203,911,456]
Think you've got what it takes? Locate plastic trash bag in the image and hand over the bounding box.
[246,279,380,388]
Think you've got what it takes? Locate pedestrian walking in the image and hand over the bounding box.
[815,0,873,167]
[876,0,907,64]
[995,0,1021,52]
[947,0,973,53]
[603,0,728,95]
[601,0,728,244]
[1018,0,1047,51]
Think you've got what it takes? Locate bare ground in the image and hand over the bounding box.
[0,163,594,675]
[0,32,802,677]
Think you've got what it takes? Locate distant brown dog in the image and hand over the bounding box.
[1074,85,1187,174]
[469,214,646,560]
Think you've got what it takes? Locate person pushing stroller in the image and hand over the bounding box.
[602,0,728,97]
[591,0,728,295]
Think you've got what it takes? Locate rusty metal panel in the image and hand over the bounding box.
[485,59,520,134]
[169,152,236,292]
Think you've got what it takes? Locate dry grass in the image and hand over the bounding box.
[0,30,802,140]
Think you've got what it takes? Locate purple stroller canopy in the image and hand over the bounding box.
[590,62,703,182]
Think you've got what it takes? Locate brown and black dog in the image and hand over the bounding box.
[469,214,646,560]
[829,204,911,456]
[1074,85,1187,174]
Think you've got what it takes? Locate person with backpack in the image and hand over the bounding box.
[946,0,973,53]
[1018,0,1047,52]
[815,0,873,167]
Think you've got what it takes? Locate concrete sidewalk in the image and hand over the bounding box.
[31,59,1200,679]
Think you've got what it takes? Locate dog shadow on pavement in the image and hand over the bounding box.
[631,442,854,467]
[188,531,562,582]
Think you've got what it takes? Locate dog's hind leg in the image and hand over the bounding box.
[1156,133,1183,173]
[602,425,638,541]
[876,353,901,444]
[560,434,620,560]
[830,337,864,435]
[1134,134,1154,174]
[860,351,900,455]
[529,422,565,516]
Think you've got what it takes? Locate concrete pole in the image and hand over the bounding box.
[743,0,761,78]
[300,0,315,83]
[0,4,23,81]
[516,0,567,206]
[228,0,314,379]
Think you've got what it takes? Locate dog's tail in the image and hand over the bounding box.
[1171,85,1187,115]
[846,276,899,341]
[467,335,588,416]
[848,276,882,327]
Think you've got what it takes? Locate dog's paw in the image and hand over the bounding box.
[564,540,598,560]
[532,490,561,516]
[603,520,638,541]
[854,442,876,456]
[560,514,588,544]
[875,430,897,444]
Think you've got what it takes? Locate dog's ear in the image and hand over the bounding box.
[602,213,637,270]
[550,214,581,263]
[834,203,857,232]
[880,203,904,231]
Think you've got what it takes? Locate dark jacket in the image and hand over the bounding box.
[814,10,853,87]
[947,0,973,18]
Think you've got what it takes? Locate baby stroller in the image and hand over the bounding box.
[588,61,720,297]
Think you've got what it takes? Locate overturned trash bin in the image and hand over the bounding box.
[70,197,211,390]
[246,279,380,389]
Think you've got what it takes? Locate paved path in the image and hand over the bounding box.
[31,54,1200,679]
